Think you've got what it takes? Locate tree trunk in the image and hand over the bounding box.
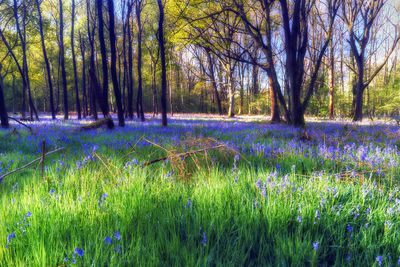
[157,0,167,126]
[136,1,145,122]
[127,1,134,119]
[206,51,222,115]
[227,66,235,118]
[36,0,56,119]
[79,32,88,117]
[71,0,81,119]
[0,64,9,128]
[59,0,69,120]
[269,76,280,123]
[86,0,98,120]
[96,0,110,117]
[328,41,335,119]
[108,0,125,126]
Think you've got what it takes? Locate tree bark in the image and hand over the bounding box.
[71,0,81,119]
[328,40,335,119]
[157,0,168,126]
[79,32,88,117]
[136,0,145,122]
[0,64,9,128]
[108,0,125,126]
[269,76,280,122]
[96,0,110,117]
[127,1,134,119]
[206,51,222,115]
[36,0,56,119]
[59,0,69,120]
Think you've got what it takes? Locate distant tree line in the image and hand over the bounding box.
[0,0,399,128]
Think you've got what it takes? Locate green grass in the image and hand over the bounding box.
[0,121,399,266]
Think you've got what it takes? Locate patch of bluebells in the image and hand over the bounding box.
[64,247,84,264]
[103,231,122,254]
[5,211,32,248]
[125,158,139,169]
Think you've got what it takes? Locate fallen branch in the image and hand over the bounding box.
[142,145,226,167]
[8,116,33,133]
[0,147,65,182]
[80,117,115,130]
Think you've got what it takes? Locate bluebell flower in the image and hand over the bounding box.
[376,256,383,266]
[104,236,112,245]
[346,224,353,233]
[297,215,302,223]
[186,199,192,209]
[261,188,267,198]
[7,232,16,243]
[25,211,32,218]
[74,247,84,257]
[255,179,262,189]
[315,210,320,220]
[253,199,258,209]
[49,189,56,194]
[201,232,207,246]
[312,241,319,251]
[114,231,121,241]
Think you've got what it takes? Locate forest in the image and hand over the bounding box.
[0,0,398,126]
[0,0,400,266]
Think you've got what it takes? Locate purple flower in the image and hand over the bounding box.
[114,231,121,241]
[312,241,319,251]
[297,215,302,223]
[25,211,32,218]
[201,232,207,246]
[104,236,113,245]
[49,189,56,195]
[7,232,16,243]
[346,224,353,233]
[186,199,193,209]
[261,188,267,198]
[315,210,320,220]
[376,256,383,266]
[74,247,84,257]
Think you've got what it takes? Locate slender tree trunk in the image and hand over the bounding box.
[36,0,56,119]
[79,32,88,117]
[157,0,167,126]
[353,66,365,121]
[252,64,259,95]
[96,0,110,117]
[227,68,235,118]
[328,41,335,119]
[71,0,81,119]
[59,0,69,120]
[136,1,145,121]
[86,0,98,120]
[0,64,9,128]
[12,74,15,114]
[206,51,222,115]
[127,1,134,119]
[108,0,125,126]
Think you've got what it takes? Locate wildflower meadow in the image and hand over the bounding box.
[0,116,399,266]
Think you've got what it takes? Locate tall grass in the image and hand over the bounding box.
[0,119,399,266]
